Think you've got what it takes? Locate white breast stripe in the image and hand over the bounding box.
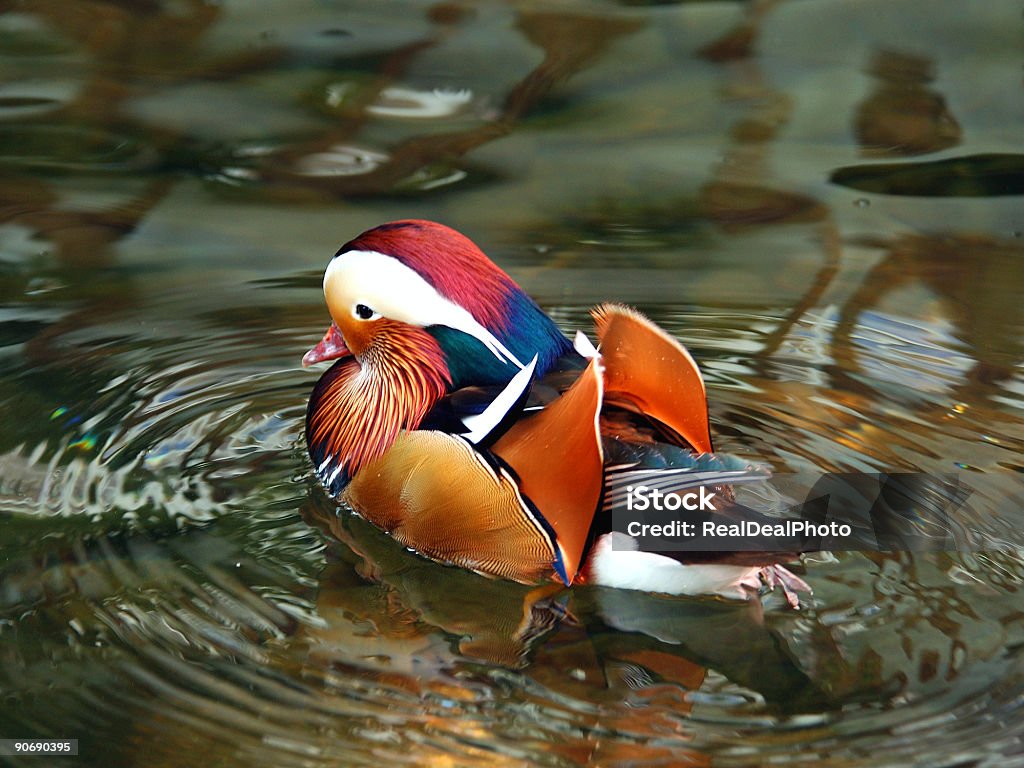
[461,355,538,444]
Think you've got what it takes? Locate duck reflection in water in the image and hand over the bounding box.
[303,493,828,711]
[301,492,1014,742]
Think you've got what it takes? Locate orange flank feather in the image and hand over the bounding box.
[343,355,605,586]
[492,355,604,585]
[593,304,713,455]
[344,432,558,583]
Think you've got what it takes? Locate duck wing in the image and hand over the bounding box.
[343,354,605,586]
[593,303,713,454]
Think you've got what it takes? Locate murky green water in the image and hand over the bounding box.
[1,1,1022,765]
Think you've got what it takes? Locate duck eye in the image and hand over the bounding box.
[354,303,376,320]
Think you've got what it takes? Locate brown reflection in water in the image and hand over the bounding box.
[267,10,644,199]
[7,176,172,366]
[4,0,278,365]
[8,0,281,129]
[3,1,643,199]
[696,2,842,360]
[855,50,962,157]
[0,5,219,263]
[831,233,1023,406]
[694,12,1009,422]
[1,176,172,271]
[4,3,645,381]
[698,0,784,63]
[3,0,273,146]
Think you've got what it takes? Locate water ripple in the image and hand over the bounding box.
[0,294,1021,766]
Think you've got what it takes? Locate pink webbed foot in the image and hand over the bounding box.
[761,565,812,609]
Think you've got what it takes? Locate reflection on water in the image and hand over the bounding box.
[855,49,962,157]
[0,0,1022,765]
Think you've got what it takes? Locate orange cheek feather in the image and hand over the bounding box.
[332,315,377,357]
[325,285,377,357]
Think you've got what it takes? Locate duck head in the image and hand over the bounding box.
[303,219,572,493]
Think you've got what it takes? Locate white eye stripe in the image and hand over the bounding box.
[325,249,524,368]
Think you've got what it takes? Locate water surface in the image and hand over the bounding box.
[1,1,1022,766]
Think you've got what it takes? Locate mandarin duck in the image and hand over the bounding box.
[303,220,809,605]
